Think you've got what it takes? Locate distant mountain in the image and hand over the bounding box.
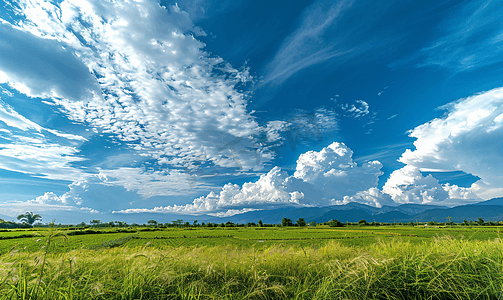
[35,197,503,225]
[0,213,14,222]
[310,209,373,224]
[205,202,450,224]
[206,197,503,224]
[409,205,503,223]
[379,204,448,215]
[472,197,503,206]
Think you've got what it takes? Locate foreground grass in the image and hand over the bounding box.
[1,235,503,299]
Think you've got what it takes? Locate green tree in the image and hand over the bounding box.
[358,219,368,225]
[172,219,184,227]
[296,218,306,227]
[258,220,263,227]
[477,218,485,226]
[281,218,293,227]
[90,219,101,227]
[327,219,342,227]
[17,211,42,225]
[147,220,158,227]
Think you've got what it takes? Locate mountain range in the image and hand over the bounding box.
[203,197,503,225]
[5,198,503,225]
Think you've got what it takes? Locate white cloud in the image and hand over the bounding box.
[336,188,395,208]
[382,165,483,205]
[0,142,86,180]
[399,87,503,199]
[0,22,100,101]
[207,208,261,218]
[266,107,339,152]
[383,166,450,204]
[115,142,388,215]
[294,142,383,200]
[2,0,272,173]
[31,180,88,206]
[97,167,216,198]
[0,99,43,131]
[339,100,369,119]
[417,0,503,71]
[263,0,355,84]
[0,101,87,181]
[0,200,99,218]
[0,100,87,141]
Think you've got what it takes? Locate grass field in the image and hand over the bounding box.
[1,225,503,299]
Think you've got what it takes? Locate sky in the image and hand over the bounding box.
[0,0,502,223]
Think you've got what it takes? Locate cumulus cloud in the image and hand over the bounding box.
[2,0,272,173]
[115,166,306,215]
[31,180,88,206]
[398,87,503,199]
[383,166,450,204]
[336,188,395,208]
[294,142,383,200]
[115,142,388,215]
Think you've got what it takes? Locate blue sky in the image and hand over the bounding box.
[0,0,502,223]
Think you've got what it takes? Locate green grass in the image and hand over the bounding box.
[1,226,503,299]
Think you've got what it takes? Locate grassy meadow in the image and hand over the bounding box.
[1,225,503,299]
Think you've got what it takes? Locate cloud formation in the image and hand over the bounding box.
[0,23,100,101]
[263,0,355,84]
[115,142,388,216]
[383,166,450,204]
[2,0,272,174]
[418,0,503,71]
[0,101,87,181]
[398,87,503,198]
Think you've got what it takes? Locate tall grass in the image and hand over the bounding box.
[1,236,502,299]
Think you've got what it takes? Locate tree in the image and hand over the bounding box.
[281,218,293,227]
[258,220,263,227]
[147,220,158,227]
[296,218,306,227]
[327,219,342,227]
[172,219,184,227]
[477,218,485,226]
[90,220,101,227]
[358,219,368,226]
[17,212,42,225]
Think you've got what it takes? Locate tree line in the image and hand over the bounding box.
[3,212,503,229]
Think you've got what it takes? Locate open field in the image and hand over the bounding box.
[1,225,503,299]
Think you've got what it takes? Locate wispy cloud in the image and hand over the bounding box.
[391,0,503,72]
[0,100,87,181]
[263,0,355,85]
